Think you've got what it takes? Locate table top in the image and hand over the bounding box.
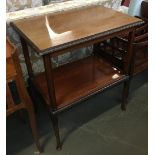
[11,6,142,55]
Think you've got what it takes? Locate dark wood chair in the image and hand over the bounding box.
[95,0,148,76]
[121,0,131,6]
[6,39,42,152]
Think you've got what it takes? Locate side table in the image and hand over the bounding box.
[11,6,143,150]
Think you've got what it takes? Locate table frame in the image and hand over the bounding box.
[11,12,143,150]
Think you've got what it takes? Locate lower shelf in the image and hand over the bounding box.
[32,55,128,112]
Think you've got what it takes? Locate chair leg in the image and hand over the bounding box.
[18,110,27,124]
[27,106,42,153]
[121,80,130,111]
[50,112,62,150]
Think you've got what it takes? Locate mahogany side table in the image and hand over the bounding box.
[11,6,143,150]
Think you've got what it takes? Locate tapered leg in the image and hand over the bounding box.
[20,37,34,78]
[27,106,43,152]
[11,40,42,152]
[121,80,130,111]
[121,30,135,110]
[49,112,62,150]
[43,55,61,150]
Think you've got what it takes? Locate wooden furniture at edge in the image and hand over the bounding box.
[95,1,148,76]
[11,6,143,150]
[121,0,130,6]
[6,39,42,152]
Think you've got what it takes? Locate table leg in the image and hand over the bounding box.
[121,80,130,110]
[20,36,34,78]
[121,30,135,110]
[123,30,135,75]
[43,55,62,150]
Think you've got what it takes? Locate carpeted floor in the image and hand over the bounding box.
[6,71,148,155]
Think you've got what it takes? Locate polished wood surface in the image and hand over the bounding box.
[11,6,142,149]
[6,39,14,59]
[12,6,142,54]
[6,39,42,152]
[6,41,17,81]
[32,55,127,113]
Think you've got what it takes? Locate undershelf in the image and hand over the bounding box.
[32,55,128,113]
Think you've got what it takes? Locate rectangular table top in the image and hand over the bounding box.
[11,6,142,55]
